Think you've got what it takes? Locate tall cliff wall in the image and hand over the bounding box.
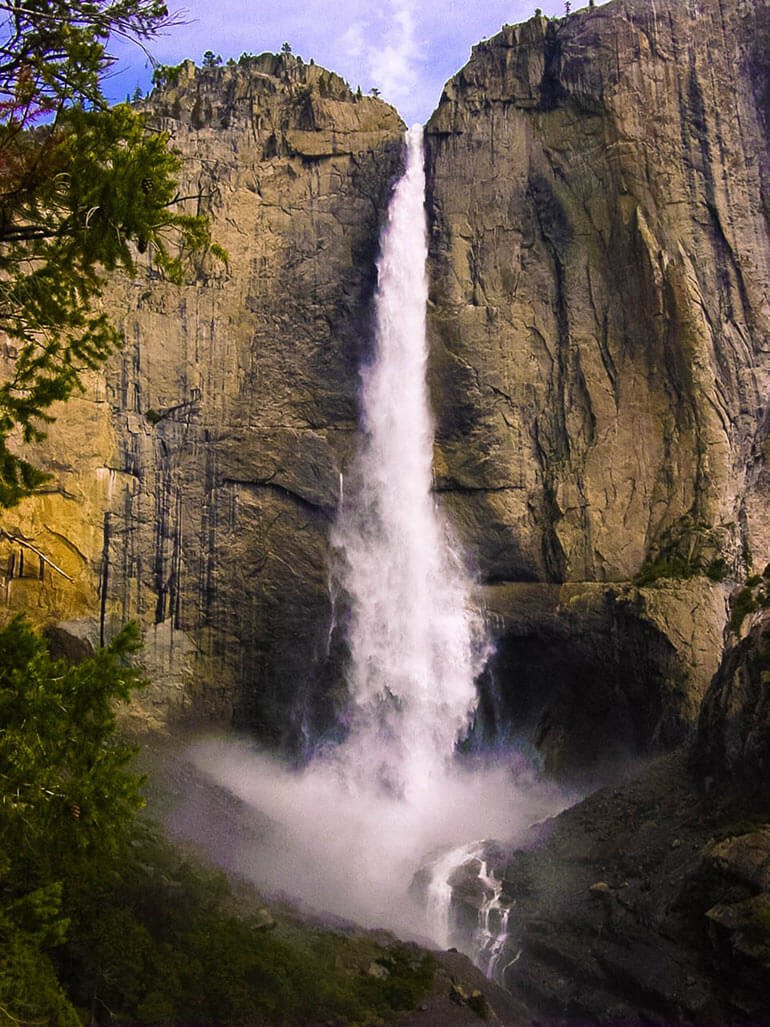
[0,54,404,740]
[1,0,768,773]
[426,0,770,770]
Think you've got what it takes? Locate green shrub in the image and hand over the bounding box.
[151,62,184,88]
[0,618,146,1024]
[729,580,770,633]
[0,928,80,1027]
[634,555,696,587]
[53,830,435,1024]
[706,557,728,582]
[633,518,741,587]
[730,586,758,633]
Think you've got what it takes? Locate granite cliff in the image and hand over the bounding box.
[0,53,404,741]
[426,0,770,771]
[1,0,768,777]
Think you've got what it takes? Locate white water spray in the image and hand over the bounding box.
[175,127,567,949]
[423,840,516,978]
[329,123,487,799]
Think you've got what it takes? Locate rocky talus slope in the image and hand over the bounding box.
[426,0,770,770]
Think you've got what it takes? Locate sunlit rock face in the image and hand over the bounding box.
[0,55,405,739]
[2,1,769,769]
[425,0,770,765]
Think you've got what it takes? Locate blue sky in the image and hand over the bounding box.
[107,0,610,125]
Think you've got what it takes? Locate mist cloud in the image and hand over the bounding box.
[164,737,569,940]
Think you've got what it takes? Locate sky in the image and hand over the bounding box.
[107,0,610,125]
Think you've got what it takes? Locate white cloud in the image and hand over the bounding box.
[364,1,424,120]
[341,21,366,60]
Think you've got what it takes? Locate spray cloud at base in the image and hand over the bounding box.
[168,126,569,949]
[175,737,567,940]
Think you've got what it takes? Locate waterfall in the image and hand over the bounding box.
[422,840,517,980]
[475,858,515,980]
[330,124,487,800]
[180,127,566,955]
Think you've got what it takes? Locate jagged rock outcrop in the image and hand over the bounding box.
[694,607,770,787]
[0,54,404,738]
[426,0,770,764]
[441,752,770,1025]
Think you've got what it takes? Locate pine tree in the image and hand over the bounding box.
[0,617,147,1024]
[0,618,146,873]
[0,0,225,508]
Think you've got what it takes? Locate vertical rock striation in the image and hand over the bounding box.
[0,55,404,740]
[426,0,770,766]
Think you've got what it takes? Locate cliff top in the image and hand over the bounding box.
[428,0,770,126]
[145,51,405,156]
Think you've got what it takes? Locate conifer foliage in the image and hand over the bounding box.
[0,0,224,507]
[0,617,146,1025]
[0,618,145,865]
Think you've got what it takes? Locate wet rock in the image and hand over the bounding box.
[473,751,770,1024]
[694,613,770,790]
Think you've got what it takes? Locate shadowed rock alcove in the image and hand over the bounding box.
[473,582,721,782]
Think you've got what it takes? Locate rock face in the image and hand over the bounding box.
[0,54,404,739]
[694,608,770,787]
[1,0,769,767]
[444,753,770,1025]
[426,0,770,763]
[477,577,728,779]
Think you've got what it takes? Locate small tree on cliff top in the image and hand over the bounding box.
[0,0,225,508]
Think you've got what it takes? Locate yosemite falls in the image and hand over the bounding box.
[185,128,561,944]
[329,124,487,800]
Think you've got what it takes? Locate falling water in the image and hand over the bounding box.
[422,840,517,979]
[178,126,566,954]
[330,123,487,800]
